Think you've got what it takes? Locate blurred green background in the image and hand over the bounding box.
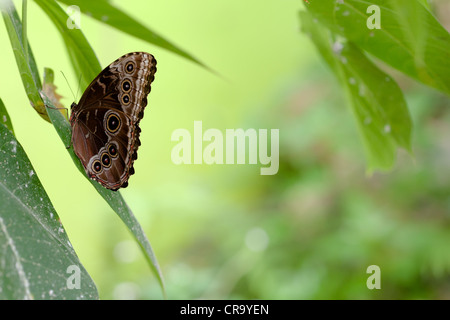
[1,0,450,299]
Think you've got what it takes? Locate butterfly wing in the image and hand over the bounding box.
[71,108,135,190]
[70,52,157,190]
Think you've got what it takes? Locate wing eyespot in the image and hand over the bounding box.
[106,112,121,134]
[108,142,119,159]
[122,79,132,93]
[101,152,112,168]
[92,160,102,174]
[125,61,135,73]
[121,93,131,105]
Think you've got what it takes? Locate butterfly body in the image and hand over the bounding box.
[70,52,157,191]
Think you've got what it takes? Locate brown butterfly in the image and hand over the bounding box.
[70,52,157,191]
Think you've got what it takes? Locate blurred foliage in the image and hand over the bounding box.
[117,65,449,300]
[302,0,450,172]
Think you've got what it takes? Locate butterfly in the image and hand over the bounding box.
[70,52,157,191]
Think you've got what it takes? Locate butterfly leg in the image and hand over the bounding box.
[45,104,69,121]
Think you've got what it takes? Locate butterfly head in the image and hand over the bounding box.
[69,102,78,124]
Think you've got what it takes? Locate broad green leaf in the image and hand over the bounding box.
[300,12,412,171]
[0,0,48,121]
[34,0,101,92]
[0,98,14,135]
[41,93,166,298]
[305,0,450,95]
[56,0,211,71]
[0,123,98,300]
[416,0,431,9]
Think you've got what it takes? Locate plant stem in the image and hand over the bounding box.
[22,0,28,63]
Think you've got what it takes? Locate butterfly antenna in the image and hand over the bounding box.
[75,73,82,101]
[60,71,76,102]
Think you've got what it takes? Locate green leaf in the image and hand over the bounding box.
[416,0,431,9]
[300,12,412,172]
[56,0,210,70]
[305,0,450,95]
[34,0,101,92]
[41,94,166,298]
[1,0,49,121]
[0,98,15,135]
[0,123,98,300]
